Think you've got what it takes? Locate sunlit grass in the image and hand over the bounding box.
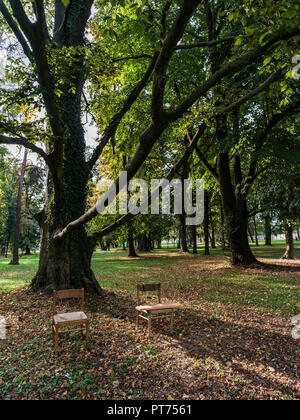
[0,241,299,316]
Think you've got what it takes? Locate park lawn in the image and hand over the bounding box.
[0,244,299,400]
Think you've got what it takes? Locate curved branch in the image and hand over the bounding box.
[0,0,32,61]
[176,36,238,50]
[111,54,153,62]
[87,123,207,245]
[151,0,202,121]
[218,68,284,114]
[0,134,51,165]
[8,0,35,42]
[86,52,159,174]
[167,26,300,122]
[194,144,219,182]
[55,123,207,243]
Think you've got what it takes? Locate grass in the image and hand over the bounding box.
[1,241,300,316]
[1,241,299,400]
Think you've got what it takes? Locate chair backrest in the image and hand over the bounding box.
[53,289,85,315]
[137,283,161,305]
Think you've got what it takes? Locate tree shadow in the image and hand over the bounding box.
[87,291,299,398]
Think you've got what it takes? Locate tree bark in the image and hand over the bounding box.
[248,227,254,244]
[210,213,216,248]
[31,97,102,294]
[191,225,197,254]
[179,214,189,252]
[128,221,138,257]
[204,190,210,255]
[253,216,259,247]
[265,214,272,246]
[282,223,295,259]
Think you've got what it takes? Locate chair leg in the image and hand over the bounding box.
[54,326,59,354]
[51,324,54,343]
[136,312,140,329]
[148,313,152,338]
[86,321,89,344]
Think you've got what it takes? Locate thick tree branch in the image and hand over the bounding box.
[54,0,66,36]
[86,52,160,174]
[32,0,49,40]
[0,0,32,60]
[194,144,219,182]
[8,0,35,42]
[167,26,300,122]
[53,0,94,47]
[151,0,202,121]
[161,1,172,40]
[0,134,51,165]
[87,123,207,244]
[176,36,237,50]
[55,123,207,243]
[246,97,300,194]
[111,54,152,62]
[218,68,284,114]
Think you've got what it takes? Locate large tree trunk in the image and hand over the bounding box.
[218,149,257,266]
[31,94,102,295]
[10,150,27,265]
[138,234,151,252]
[282,223,295,259]
[222,200,257,265]
[32,225,100,294]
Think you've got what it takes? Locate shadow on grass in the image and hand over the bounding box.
[89,291,299,399]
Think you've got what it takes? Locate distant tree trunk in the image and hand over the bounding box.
[204,190,210,255]
[10,150,27,266]
[25,245,31,255]
[265,214,272,246]
[128,221,138,257]
[177,229,181,249]
[157,233,162,249]
[210,213,216,248]
[220,204,226,251]
[253,216,259,247]
[191,226,197,254]
[282,223,295,259]
[248,227,254,244]
[138,234,150,252]
[179,214,189,252]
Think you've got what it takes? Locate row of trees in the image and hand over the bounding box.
[0,0,299,293]
[0,147,43,260]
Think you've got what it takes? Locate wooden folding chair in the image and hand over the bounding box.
[52,289,89,353]
[136,283,182,337]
